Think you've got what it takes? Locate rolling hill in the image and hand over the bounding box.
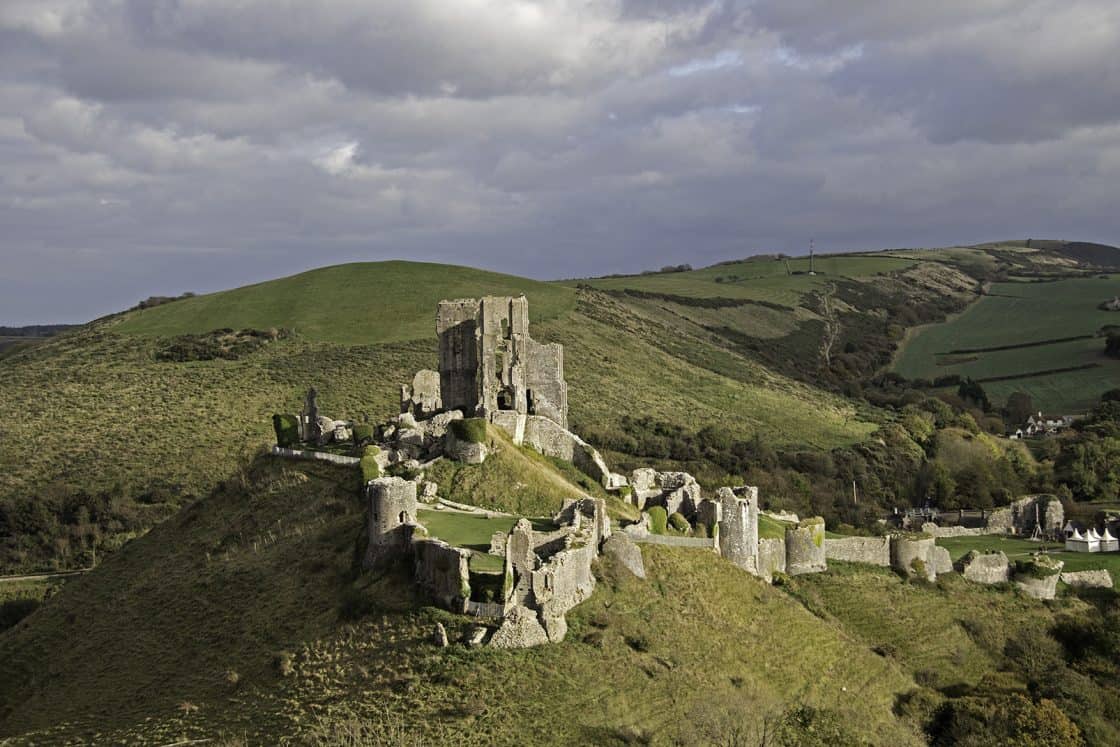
[0,261,872,575]
[113,261,578,345]
[4,240,1120,744]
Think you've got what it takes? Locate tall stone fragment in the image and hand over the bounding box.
[717,487,759,574]
[401,369,442,417]
[302,387,321,442]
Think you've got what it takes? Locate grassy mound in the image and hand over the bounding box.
[0,458,924,744]
[424,426,634,520]
[114,261,577,345]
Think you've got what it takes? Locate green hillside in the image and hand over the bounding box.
[114,261,578,345]
[0,261,873,575]
[0,456,925,745]
[893,276,1120,412]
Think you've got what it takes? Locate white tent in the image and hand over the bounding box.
[1066,527,1100,553]
[1102,528,1119,553]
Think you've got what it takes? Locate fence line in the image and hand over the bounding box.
[270,446,360,466]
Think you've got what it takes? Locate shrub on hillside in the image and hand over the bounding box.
[273,413,300,447]
[449,418,487,444]
[156,327,288,362]
[648,506,668,535]
[0,598,40,631]
[668,512,690,533]
[352,424,374,445]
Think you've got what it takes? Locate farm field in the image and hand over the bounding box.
[893,275,1120,412]
[936,535,1120,588]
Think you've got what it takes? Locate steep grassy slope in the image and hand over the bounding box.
[114,261,577,345]
[894,276,1120,412]
[0,457,924,745]
[786,563,1119,744]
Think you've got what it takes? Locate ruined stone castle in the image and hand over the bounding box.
[271,295,1074,649]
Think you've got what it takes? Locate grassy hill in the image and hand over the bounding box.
[893,275,1120,412]
[0,261,874,574]
[114,261,578,345]
[0,456,926,745]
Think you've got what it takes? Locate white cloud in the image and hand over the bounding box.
[314,141,360,176]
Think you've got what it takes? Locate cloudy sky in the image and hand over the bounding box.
[2,0,1119,324]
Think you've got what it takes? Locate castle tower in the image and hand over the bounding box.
[436,296,568,428]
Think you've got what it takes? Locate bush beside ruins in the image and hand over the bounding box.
[449,417,487,444]
[272,413,300,448]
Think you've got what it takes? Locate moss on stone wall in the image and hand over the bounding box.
[450,418,488,444]
[360,446,381,484]
[648,507,668,535]
[1012,556,1062,579]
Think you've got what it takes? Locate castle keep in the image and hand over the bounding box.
[435,296,568,428]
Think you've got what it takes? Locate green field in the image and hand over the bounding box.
[572,254,918,307]
[115,261,578,345]
[936,535,1120,588]
[893,275,1120,412]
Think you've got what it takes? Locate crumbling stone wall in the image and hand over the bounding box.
[521,415,610,486]
[890,534,936,581]
[985,495,1064,537]
[785,519,826,575]
[413,539,471,612]
[824,536,890,566]
[627,468,701,515]
[1060,569,1113,589]
[930,546,953,575]
[957,551,1010,584]
[531,539,597,642]
[757,538,786,582]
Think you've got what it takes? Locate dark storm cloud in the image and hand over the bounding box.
[1,0,1118,324]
